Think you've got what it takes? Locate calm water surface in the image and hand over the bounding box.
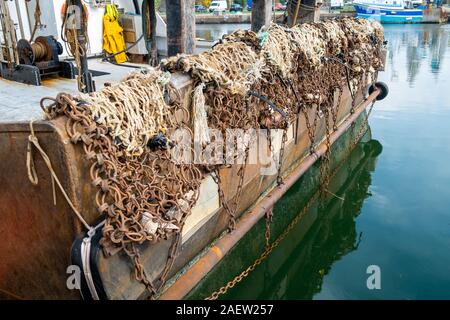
[196,23,450,299]
[196,23,251,41]
[317,23,450,300]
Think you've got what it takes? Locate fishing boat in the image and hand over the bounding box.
[0,0,388,300]
[354,0,424,23]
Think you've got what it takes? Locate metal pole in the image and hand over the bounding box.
[0,0,19,65]
[73,0,94,93]
[251,0,273,32]
[291,0,302,27]
[159,89,380,300]
[143,0,158,66]
[288,0,321,25]
[14,0,25,40]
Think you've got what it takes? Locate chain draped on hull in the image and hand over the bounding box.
[38,17,385,299]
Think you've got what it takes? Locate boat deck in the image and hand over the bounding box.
[0,59,144,123]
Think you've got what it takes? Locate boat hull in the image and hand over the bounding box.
[184,135,382,299]
[0,75,379,300]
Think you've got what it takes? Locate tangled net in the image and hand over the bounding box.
[164,17,383,132]
[80,71,173,156]
[164,41,266,95]
[42,17,384,297]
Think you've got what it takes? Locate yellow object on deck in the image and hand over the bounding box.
[103,4,128,63]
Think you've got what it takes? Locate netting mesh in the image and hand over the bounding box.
[42,17,384,297]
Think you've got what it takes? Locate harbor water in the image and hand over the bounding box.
[191,23,450,299]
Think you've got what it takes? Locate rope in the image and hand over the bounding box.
[291,0,302,27]
[192,83,210,147]
[26,121,92,231]
[61,0,90,92]
[162,42,265,96]
[80,70,172,156]
[29,0,43,42]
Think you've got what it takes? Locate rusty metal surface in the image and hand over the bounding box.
[166,0,196,56]
[0,117,107,299]
[0,121,80,299]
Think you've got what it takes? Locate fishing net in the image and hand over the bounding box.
[41,17,384,298]
[42,69,200,248]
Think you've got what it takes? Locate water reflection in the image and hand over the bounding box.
[196,23,251,42]
[189,140,382,299]
[219,138,383,299]
[384,25,449,86]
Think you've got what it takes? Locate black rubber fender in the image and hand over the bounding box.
[369,81,389,101]
[364,139,383,158]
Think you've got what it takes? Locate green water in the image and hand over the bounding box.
[188,24,450,300]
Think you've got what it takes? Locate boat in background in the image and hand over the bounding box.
[354,0,424,23]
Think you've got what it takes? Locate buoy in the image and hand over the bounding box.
[369,81,389,101]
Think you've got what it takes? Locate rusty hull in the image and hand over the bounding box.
[0,71,375,300]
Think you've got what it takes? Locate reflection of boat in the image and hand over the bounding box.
[385,25,449,85]
[184,132,383,299]
[264,139,383,300]
[354,0,424,23]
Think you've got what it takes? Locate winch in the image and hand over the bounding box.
[3,36,76,86]
[16,36,75,80]
[17,36,63,66]
[0,0,75,86]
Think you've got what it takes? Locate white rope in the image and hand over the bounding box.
[80,220,105,300]
[81,70,172,156]
[192,83,210,147]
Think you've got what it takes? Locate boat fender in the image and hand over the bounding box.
[71,221,107,300]
[364,140,383,157]
[369,81,389,101]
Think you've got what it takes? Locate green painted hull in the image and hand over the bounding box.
[185,112,382,299]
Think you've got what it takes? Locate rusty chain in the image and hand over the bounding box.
[38,18,384,300]
[205,93,377,300]
[41,72,203,299]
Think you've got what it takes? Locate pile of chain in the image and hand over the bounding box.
[41,68,203,295]
[40,17,384,298]
[163,17,383,131]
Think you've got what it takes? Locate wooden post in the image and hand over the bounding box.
[166,0,195,56]
[251,0,272,32]
[287,0,321,26]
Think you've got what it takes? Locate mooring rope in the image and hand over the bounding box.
[26,121,92,231]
